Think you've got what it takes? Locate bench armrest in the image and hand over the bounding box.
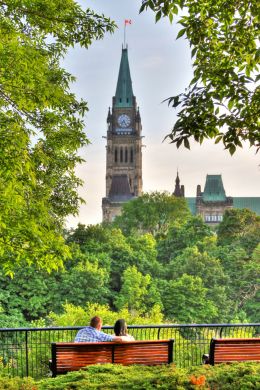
[202,354,209,364]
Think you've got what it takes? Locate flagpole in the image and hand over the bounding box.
[124,22,126,48]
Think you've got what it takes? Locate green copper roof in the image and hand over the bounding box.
[202,175,227,201]
[185,197,260,216]
[115,48,134,108]
[186,197,197,215]
[233,197,260,215]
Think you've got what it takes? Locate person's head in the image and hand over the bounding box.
[114,319,128,336]
[90,316,102,331]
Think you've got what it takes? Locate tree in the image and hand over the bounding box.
[58,259,110,308]
[140,0,260,154]
[157,216,214,264]
[126,234,162,277]
[114,266,162,313]
[114,191,190,237]
[217,209,260,254]
[0,264,57,321]
[66,224,160,295]
[168,246,230,321]
[0,2,115,273]
[213,244,260,320]
[160,274,218,323]
[48,302,163,327]
[0,250,110,321]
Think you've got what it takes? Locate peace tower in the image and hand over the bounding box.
[102,47,143,222]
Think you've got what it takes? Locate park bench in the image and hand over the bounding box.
[50,339,174,377]
[203,338,260,365]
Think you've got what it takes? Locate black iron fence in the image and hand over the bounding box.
[0,323,259,378]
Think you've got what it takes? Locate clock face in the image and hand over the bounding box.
[117,114,131,128]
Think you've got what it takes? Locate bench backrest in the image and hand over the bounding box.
[51,339,174,376]
[209,338,260,365]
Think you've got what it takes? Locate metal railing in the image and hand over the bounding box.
[0,323,259,378]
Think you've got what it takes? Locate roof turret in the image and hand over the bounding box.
[173,171,184,197]
[202,174,227,201]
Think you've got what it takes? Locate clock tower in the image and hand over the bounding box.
[102,46,143,222]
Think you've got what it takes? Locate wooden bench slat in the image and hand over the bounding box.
[215,345,260,348]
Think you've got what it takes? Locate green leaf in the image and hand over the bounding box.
[215,135,223,144]
[155,11,162,22]
[184,138,190,149]
[177,28,186,39]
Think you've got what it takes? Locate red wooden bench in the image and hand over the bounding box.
[203,338,260,365]
[50,339,174,377]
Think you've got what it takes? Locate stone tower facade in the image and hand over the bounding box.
[102,47,143,222]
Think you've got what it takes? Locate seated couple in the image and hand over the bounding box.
[74,316,134,343]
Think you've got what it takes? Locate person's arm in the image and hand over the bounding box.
[112,335,123,342]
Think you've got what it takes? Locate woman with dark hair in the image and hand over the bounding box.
[114,319,135,341]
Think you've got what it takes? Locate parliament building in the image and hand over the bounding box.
[102,47,260,224]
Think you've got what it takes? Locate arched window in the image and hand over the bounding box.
[115,148,118,163]
[125,147,128,163]
[130,147,134,163]
[120,147,123,163]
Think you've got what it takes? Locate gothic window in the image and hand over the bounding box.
[130,147,134,163]
[125,147,128,162]
[120,147,123,163]
[115,148,118,163]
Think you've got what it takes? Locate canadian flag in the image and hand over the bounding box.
[125,19,132,25]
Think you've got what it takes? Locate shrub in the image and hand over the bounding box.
[0,362,259,389]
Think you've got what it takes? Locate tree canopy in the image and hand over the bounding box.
[140,0,260,154]
[113,191,190,237]
[0,1,115,274]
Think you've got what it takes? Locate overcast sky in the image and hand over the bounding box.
[65,0,259,227]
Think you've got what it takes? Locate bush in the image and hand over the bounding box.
[1,362,258,389]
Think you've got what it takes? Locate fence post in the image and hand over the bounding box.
[25,330,29,377]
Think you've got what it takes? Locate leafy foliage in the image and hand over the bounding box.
[1,198,259,324]
[0,253,110,321]
[212,245,259,319]
[114,191,190,237]
[217,208,260,253]
[140,0,260,153]
[157,215,214,264]
[1,362,258,389]
[160,274,218,322]
[115,266,153,311]
[167,246,230,320]
[0,1,116,273]
[48,302,163,327]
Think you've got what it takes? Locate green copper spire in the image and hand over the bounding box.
[115,47,134,108]
[203,175,227,201]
